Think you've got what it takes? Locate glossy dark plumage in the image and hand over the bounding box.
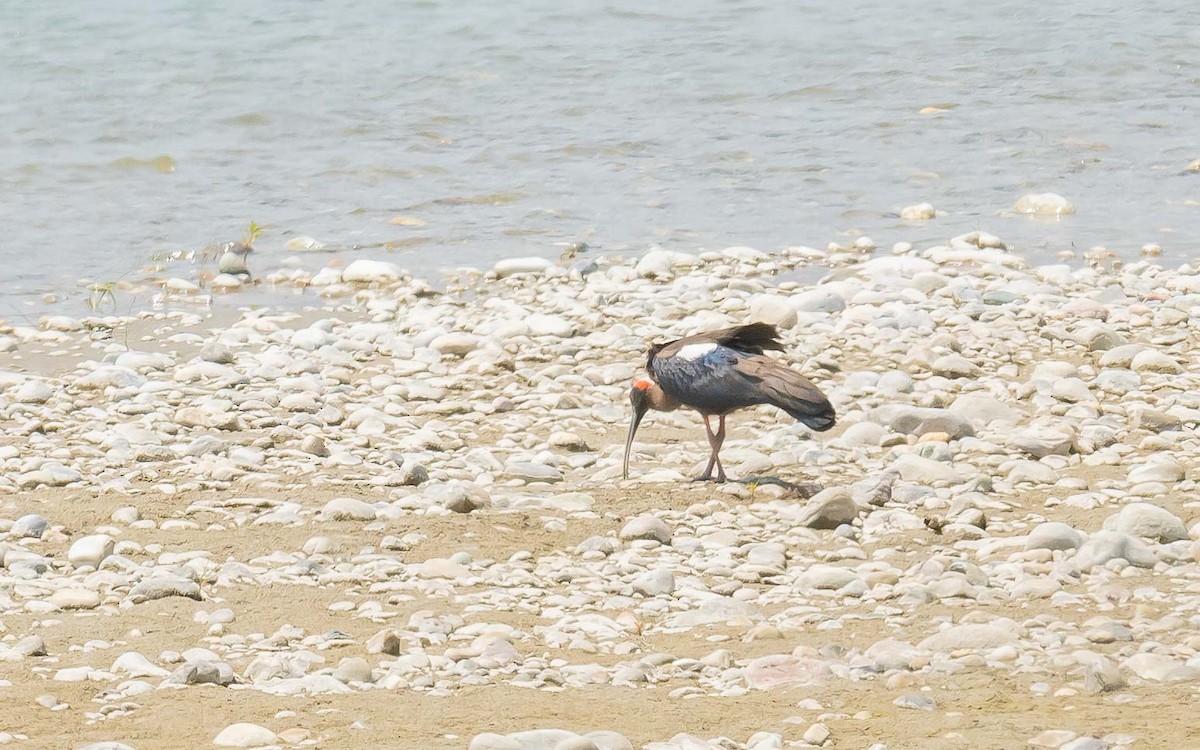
[623,322,835,482]
[648,323,835,431]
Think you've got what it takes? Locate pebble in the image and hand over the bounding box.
[1104,502,1187,542]
[343,259,403,283]
[900,203,936,220]
[619,515,672,544]
[791,487,859,529]
[11,513,49,539]
[68,534,114,568]
[213,723,279,748]
[1013,192,1076,216]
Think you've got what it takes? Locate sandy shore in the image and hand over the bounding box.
[1,237,1198,750]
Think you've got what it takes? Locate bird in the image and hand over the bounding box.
[623,322,835,482]
[218,241,254,280]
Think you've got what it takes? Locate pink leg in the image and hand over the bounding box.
[694,415,727,483]
[713,415,727,483]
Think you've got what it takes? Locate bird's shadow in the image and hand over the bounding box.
[732,476,822,499]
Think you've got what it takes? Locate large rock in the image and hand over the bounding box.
[791,487,859,529]
[745,655,831,689]
[891,454,965,485]
[917,623,1017,652]
[1008,427,1076,459]
[504,462,563,484]
[870,405,974,440]
[619,515,671,544]
[127,577,202,604]
[948,393,1023,426]
[74,366,146,390]
[634,249,699,278]
[342,259,403,283]
[68,534,114,568]
[747,295,798,328]
[1074,531,1157,571]
[1024,522,1084,552]
[1127,459,1185,484]
[668,597,762,626]
[495,257,554,277]
[213,723,279,748]
[11,514,49,539]
[790,288,845,313]
[1013,193,1075,216]
[1103,503,1187,543]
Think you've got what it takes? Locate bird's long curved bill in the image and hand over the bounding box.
[622,406,647,480]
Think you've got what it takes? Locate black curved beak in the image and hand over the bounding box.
[623,387,650,480]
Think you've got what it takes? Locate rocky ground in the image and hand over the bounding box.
[1,234,1199,750]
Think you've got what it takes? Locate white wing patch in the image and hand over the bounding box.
[676,342,718,361]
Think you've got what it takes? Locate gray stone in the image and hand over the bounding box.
[893,693,936,711]
[1132,407,1183,432]
[495,257,554,278]
[343,259,402,283]
[744,654,831,689]
[165,661,236,686]
[1025,522,1084,552]
[791,289,845,313]
[469,735,522,750]
[619,515,671,544]
[891,454,965,485]
[583,732,633,750]
[793,487,859,529]
[917,623,1017,651]
[747,295,798,328]
[213,723,279,748]
[319,497,377,521]
[1008,428,1076,459]
[199,341,236,364]
[631,568,676,597]
[504,462,563,484]
[668,597,762,626]
[332,657,373,683]
[871,405,974,439]
[1104,502,1187,543]
[68,534,114,568]
[14,381,54,404]
[506,730,579,750]
[947,393,1023,426]
[11,514,48,539]
[1130,350,1181,373]
[1074,531,1157,571]
[930,354,980,378]
[127,577,202,604]
[1127,459,1184,484]
[300,435,330,457]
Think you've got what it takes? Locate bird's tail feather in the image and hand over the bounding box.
[744,356,836,431]
[714,322,783,354]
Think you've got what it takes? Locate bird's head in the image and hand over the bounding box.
[623,377,655,479]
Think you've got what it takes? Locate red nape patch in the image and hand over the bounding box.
[633,378,654,391]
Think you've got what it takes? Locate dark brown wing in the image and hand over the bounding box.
[736,354,836,431]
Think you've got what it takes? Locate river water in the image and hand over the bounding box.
[2,0,1198,315]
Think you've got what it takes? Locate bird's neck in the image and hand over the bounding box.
[647,383,681,412]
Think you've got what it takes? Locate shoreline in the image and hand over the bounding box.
[0,231,1197,748]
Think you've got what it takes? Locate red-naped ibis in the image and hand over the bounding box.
[623,322,835,482]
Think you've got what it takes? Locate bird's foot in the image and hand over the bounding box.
[691,475,726,484]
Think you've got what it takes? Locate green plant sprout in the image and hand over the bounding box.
[241,221,263,247]
[86,282,118,313]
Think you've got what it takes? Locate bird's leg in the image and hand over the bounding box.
[694,415,719,482]
[713,415,728,483]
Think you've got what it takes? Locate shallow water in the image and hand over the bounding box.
[2,0,1198,314]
